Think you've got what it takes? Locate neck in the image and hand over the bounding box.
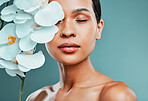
[57,56,101,92]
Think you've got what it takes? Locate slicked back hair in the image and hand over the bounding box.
[92,0,101,23]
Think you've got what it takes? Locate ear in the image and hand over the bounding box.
[96,19,104,40]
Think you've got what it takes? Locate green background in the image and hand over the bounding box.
[0,0,148,101]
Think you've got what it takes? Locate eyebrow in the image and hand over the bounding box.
[72,8,90,14]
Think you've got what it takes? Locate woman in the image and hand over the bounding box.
[26,0,137,100]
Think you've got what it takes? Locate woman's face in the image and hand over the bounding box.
[45,0,103,65]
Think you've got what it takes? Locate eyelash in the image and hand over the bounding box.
[56,19,88,25]
[76,19,88,22]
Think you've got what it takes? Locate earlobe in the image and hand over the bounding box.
[96,19,104,40]
[96,28,101,40]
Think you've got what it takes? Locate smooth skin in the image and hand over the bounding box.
[26,0,137,101]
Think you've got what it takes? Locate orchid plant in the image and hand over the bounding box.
[0,0,64,101]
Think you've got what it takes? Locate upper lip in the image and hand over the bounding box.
[58,42,80,48]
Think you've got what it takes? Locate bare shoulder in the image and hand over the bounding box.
[99,81,137,101]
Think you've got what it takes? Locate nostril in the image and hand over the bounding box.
[70,34,74,36]
[61,33,76,38]
[62,34,67,37]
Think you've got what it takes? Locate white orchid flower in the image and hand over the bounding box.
[15,18,58,51]
[0,51,45,77]
[0,23,45,77]
[0,23,21,60]
[0,0,64,78]
[1,4,32,23]
[14,0,49,12]
[15,1,64,51]
[0,59,25,77]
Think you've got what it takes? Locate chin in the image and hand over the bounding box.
[56,55,83,66]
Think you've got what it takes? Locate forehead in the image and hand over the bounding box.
[50,0,94,14]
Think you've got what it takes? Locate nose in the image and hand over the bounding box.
[60,19,76,38]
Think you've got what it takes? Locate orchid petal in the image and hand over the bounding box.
[15,11,32,20]
[5,68,16,76]
[0,0,10,6]
[34,1,64,26]
[1,5,18,15]
[0,42,21,60]
[14,0,32,10]
[1,14,16,22]
[0,44,7,49]
[32,0,43,5]
[30,25,58,43]
[18,64,31,72]
[16,51,45,69]
[25,9,39,16]
[19,35,37,51]
[13,69,25,77]
[5,68,25,77]
[24,0,49,12]
[16,19,35,38]
[0,64,5,68]
[13,18,27,24]
[0,60,18,70]
[24,5,40,13]
[0,23,16,44]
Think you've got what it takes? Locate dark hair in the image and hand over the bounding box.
[92,0,101,23]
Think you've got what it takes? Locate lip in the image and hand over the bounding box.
[58,42,80,53]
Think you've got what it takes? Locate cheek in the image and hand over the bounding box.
[45,42,57,60]
[45,43,52,57]
[75,22,97,54]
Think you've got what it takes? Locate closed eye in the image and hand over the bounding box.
[76,20,88,22]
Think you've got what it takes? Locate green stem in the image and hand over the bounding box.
[18,76,25,101]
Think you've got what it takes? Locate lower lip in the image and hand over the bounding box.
[59,47,80,53]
